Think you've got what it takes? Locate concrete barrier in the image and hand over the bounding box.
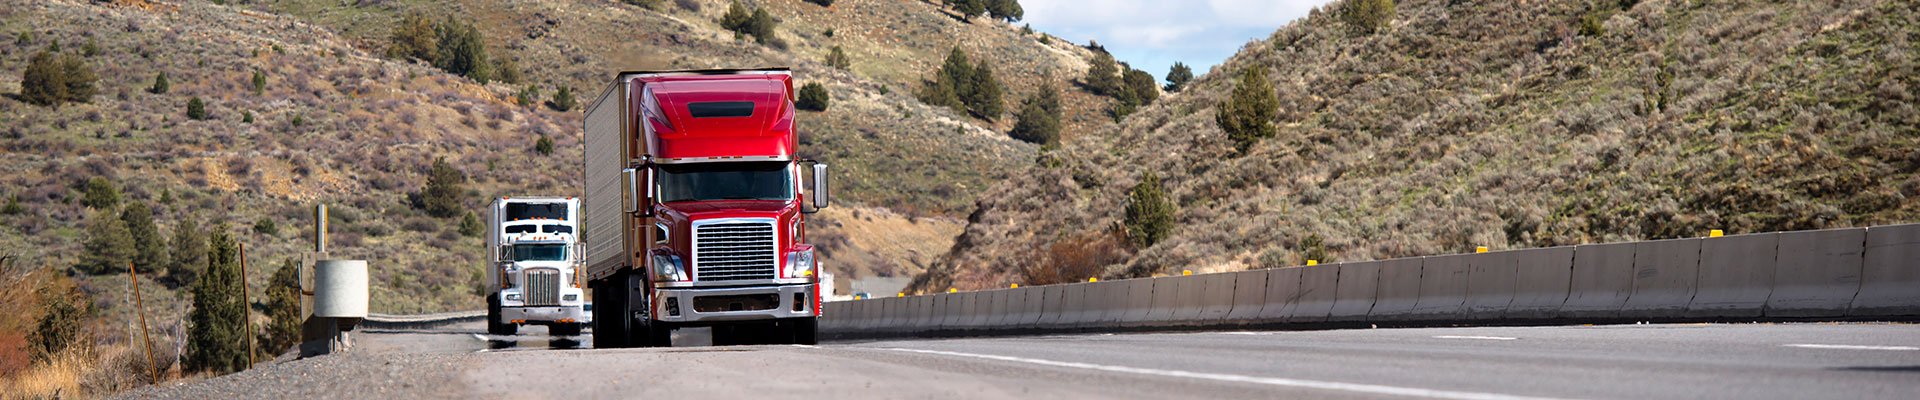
[984,289,1010,329]
[909,295,934,330]
[881,297,907,333]
[966,291,993,330]
[1224,270,1270,322]
[1768,228,1866,317]
[1257,267,1304,323]
[1463,251,1517,320]
[1369,257,1424,320]
[1410,254,1471,320]
[1506,246,1575,320]
[1037,285,1066,328]
[1199,272,1238,322]
[1083,280,1125,327]
[933,293,958,330]
[1119,278,1157,326]
[1327,261,1381,322]
[1621,238,1702,319]
[1050,283,1087,328]
[1146,276,1184,323]
[1016,287,1046,328]
[1292,265,1339,323]
[1174,274,1208,323]
[1561,242,1635,319]
[1852,224,1920,317]
[1688,233,1779,318]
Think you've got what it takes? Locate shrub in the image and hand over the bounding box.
[825,45,851,69]
[28,282,88,364]
[1123,172,1175,249]
[20,48,97,107]
[185,223,249,374]
[242,111,254,123]
[186,97,208,120]
[494,56,523,84]
[624,0,665,10]
[258,258,301,358]
[148,72,169,94]
[121,201,168,274]
[1024,229,1126,285]
[720,1,778,44]
[422,157,467,218]
[79,209,134,275]
[1010,82,1061,144]
[1123,68,1158,107]
[1164,62,1193,92]
[987,0,1024,22]
[548,85,576,112]
[1340,0,1395,35]
[1216,66,1278,154]
[796,82,831,111]
[458,211,483,237]
[674,0,701,11]
[534,135,554,155]
[250,70,266,96]
[169,217,207,288]
[253,217,278,236]
[433,19,492,82]
[804,0,834,7]
[515,85,538,107]
[1084,51,1122,97]
[387,12,438,63]
[917,47,1000,119]
[1,195,22,215]
[80,177,119,209]
[1299,233,1327,263]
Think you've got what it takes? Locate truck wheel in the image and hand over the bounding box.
[487,295,518,336]
[790,317,818,345]
[552,323,582,336]
[642,321,673,347]
[591,278,628,348]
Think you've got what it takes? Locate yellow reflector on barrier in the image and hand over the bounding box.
[1307,260,1318,266]
[1710,229,1724,238]
[1011,283,1019,288]
[947,288,957,293]
[1182,270,1192,276]
[1089,277,1098,283]
[1475,246,1489,253]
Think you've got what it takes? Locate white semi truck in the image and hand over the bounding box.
[485,197,589,336]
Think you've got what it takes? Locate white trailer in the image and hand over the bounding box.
[485,197,588,336]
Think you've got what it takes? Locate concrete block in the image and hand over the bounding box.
[1766,227,1866,317]
[1146,276,1185,323]
[1257,267,1304,323]
[1038,285,1066,328]
[1327,261,1381,322]
[1688,233,1779,318]
[1017,287,1046,328]
[1174,274,1208,323]
[1199,272,1239,322]
[1085,281,1125,326]
[1506,246,1575,320]
[1561,242,1635,319]
[1621,238,1702,319]
[987,289,1011,329]
[1050,283,1086,328]
[1369,257,1425,320]
[1119,278,1157,326]
[1292,265,1339,323]
[1463,251,1516,320]
[1411,254,1471,320]
[1852,224,1920,317]
[1224,270,1270,322]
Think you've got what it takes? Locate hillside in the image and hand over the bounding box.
[911,0,1920,292]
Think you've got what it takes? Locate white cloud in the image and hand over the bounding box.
[1017,0,1333,80]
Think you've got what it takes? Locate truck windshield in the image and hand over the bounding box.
[658,162,793,202]
[511,244,568,262]
[507,203,569,221]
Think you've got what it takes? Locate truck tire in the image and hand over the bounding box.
[551,323,583,337]
[789,317,818,345]
[487,295,518,336]
[591,277,628,348]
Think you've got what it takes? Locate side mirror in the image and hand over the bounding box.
[624,167,657,217]
[622,168,638,214]
[811,162,830,210]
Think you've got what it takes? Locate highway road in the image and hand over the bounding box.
[124,322,1920,399]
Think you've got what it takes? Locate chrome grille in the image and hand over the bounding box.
[523,269,561,306]
[694,220,778,281]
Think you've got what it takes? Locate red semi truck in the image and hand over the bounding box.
[583,69,829,347]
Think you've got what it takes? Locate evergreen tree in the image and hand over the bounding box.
[1084,51,1121,96]
[549,86,577,112]
[1123,68,1158,107]
[20,48,97,107]
[186,224,249,374]
[423,157,467,218]
[952,0,987,18]
[459,211,484,237]
[80,177,120,209]
[721,1,753,34]
[1123,172,1175,249]
[121,201,169,274]
[388,12,439,63]
[79,209,135,275]
[28,284,87,364]
[987,0,1024,22]
[1342,0,1396,35]
[1164,62,1193,92]
[919,47,973,113]
[796,82,831,111]
[250,70,267,96]
[748,8,777,44]
[187,97,208,120]
[258,258,301,358]
[825,45,851,69]
[1216,66,1279,154]
[1009,82,1062,145]
[169,217,208,288]
[534,135,554,155]
[964,59,1004,120]
[434,18,492,82]
[149,71,171,94]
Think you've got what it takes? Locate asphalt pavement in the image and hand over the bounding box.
[125,322,1920,399]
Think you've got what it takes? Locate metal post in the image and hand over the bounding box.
[240,243,255,366]
[128,262,159,384]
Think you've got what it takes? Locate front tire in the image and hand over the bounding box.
[487,295,518,336]
[551,323,583,336]
[591,276,628,348]
[789,317,818,345]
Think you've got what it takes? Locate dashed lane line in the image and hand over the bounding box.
[1783,344,1918,351]
[880,347,1574,400]
[1433,335,1519,341]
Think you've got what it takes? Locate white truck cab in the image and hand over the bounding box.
[486,197,589,336]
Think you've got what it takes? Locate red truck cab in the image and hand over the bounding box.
[583,69,829,347]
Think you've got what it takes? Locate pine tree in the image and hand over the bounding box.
[825,45,851,69]
[964,59,1004,120]
[121,201,169,275]
[20,48,95,107]
[1010,82,1062,145]
[549,86,576,112]
[748,8,777,44]
[169,217,208,288]
[796,82,831,111]
[1123,172,1175,249]
[721,1,754,34]
[1164,62,1193,92]
[388,12,439,63]
[1123,68,1158,107]
[80,177,120,209]
[1342,0,1396,35]
[186,224,249,373]
[149,71,171,94]
[534,135,554,155]
[423,157,467,218]
[987,0,1024,22]
[79,209,135,275]
[1216,66,1279,155]
[434,18,492,82]
[459,211,484,237]
[258,258,301,358]
[919,47,973,113]
[1084,51,1121,96]
[953,0,987,18]
[187,97,208,120]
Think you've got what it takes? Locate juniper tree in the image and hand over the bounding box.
[185,224,249,373]
[1123,172,1175,249]
[121,201,169,274]
[1216,66,1278,154]
[79,209,135,275]
[1164,62,1193,92]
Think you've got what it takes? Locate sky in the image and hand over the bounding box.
[1017,0,1335,84]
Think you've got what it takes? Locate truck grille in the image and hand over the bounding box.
[523,269,561,306]
[693,220,778,282]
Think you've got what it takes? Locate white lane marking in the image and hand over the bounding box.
[1783,344,1919,351]
[791,344,821,349]
[1219,332,1272,336]
[1433,335,1518,341]
[881,348,1572,400]
[471,334,489,342]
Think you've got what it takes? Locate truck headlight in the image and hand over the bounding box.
[784,249,815,278]
[505,293,522,302]
[653,254,688,282]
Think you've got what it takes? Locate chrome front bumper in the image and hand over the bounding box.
[502,305,588,325]
[655,284,815,323]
